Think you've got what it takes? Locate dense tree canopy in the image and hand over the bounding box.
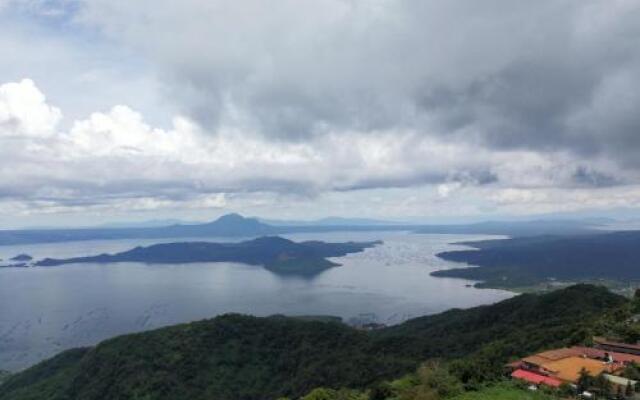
[0,285,628,400]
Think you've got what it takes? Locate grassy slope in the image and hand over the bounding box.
[0,285,626,400]
[450,383,559,400]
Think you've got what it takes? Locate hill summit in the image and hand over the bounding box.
[163,213,276,237]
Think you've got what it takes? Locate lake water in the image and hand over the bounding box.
[0,231,513,371]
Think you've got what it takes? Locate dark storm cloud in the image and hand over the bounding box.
[334,169,498,192]
[75,0,640,178]
[572,166,620,188]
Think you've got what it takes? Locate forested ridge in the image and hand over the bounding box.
[0,285,632,400]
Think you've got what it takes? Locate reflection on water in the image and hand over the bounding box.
[0,231,513,371]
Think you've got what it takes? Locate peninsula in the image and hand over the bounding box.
[432,230,640,290]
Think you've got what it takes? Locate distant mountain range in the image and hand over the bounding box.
[96,219,196,228]
[0,213,605,246]
[259,216,402,226]
[0,213,277,246]
[36,236,381,276]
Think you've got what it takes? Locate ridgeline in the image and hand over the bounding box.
[0,284,629,400]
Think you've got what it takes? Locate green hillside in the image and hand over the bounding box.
[0,285,628,400]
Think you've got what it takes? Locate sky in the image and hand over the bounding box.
[1,0,640,228]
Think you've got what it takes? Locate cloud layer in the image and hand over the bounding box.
[77,1,640,164]
[0,78,637,222]
[1,0,640,224]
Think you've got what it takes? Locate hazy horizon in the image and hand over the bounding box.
[6,207,640,231]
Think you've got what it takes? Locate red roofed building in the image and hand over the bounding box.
[511,369,563,388]
[572,346,640,365]
[594,337,640,356]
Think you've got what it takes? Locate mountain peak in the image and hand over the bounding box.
[192,213,275,235]
[214,213,249,223]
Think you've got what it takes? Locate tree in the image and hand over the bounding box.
[626,382,634,398]
[301,388,367,400]
[558,382,576,398]
[623,362,640,381]
[578,368,594,393]
[618,385,624,399]
[594,373,612,398]
[369,383,394,400]
[301,388,338,400]
[416,361,463,398]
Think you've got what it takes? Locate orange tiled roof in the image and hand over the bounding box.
[536,348,584,360]
[522,355,552,366]
[521,347,584,367]
[541,356,611,383]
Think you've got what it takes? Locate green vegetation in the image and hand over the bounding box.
[448,383,559,400]
[372,284,626,386]
[0,315,412,400]
[298,367,560,400]
[433,231,640,289]
[0,284,631,400]
[301,388,368,400]
[0,372,10,386]
[290,315,344,324]
[621,362,640,380]
[36,236,381,276]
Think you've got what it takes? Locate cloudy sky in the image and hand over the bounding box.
[1,0,640,227]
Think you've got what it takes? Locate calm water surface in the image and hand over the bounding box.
[0,231,513,371]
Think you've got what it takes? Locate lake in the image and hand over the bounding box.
[0,231,513,371]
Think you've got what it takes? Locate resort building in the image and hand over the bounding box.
[594,337,640,356]
[509,344,640,389]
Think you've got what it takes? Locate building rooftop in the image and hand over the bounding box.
[572,346,640,365]
[522,355,554,367]
[510,345,640,386]
[540,356,612,383]
[511,369,563,388]
[594,338,640,352]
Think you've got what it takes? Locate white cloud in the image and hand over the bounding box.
[0,78,638,223]
[490,189,550,205]
[437,182,463,198]
[0,79,61,137]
